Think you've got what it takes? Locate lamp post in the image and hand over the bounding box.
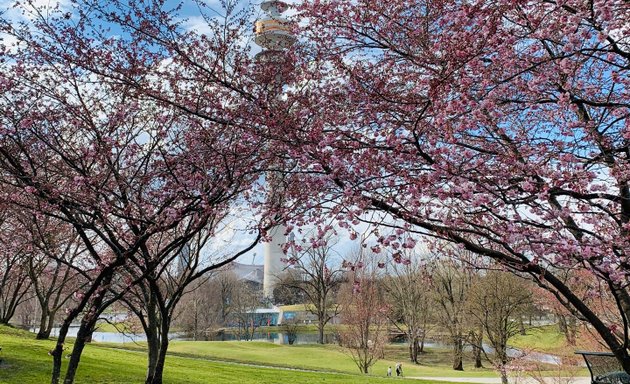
[254,1,296,301]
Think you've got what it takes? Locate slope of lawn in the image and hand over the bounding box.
[0,325,445,384]
[509,325,576,355]
[154,340,500,378]
[1,323,588,383]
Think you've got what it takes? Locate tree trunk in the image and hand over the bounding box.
[151,342,168,384]
[0,277,28,324]
[452,337,464,371]
[558,313,577,345]
[412,337,420,363]
[566,316,577,346]
[50,318,72,384]
[44,311,56,338]
[419,327,426,354]
[145,291,160,384]
[63,316,98,384]
[472,329,483,369]
[37,310,51,339]
[144,278,179,384]
[146,333,169,384]
[499,354,509,384]
[474,349,483,368]
[59,269,114,384]
[0,302,18,324]
[519,317,526,335]
[49,261,118,384]
[318,318,325,344]
[500,369,509,384]
[146,328,159,384]
[558,313,568,334]
[193,300,198,341]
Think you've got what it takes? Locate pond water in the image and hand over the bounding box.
[30,327,334,345]
[505,347,562,365]
[204,331,338,345]
[30,327,176,344]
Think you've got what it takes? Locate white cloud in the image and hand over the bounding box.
[1,0,72,23]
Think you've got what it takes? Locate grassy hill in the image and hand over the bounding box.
[0,323,588,383]
[0,325,450,383]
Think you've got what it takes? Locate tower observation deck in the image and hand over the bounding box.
[255,1,296,49]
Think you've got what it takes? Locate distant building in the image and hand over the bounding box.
[229,261,264,289]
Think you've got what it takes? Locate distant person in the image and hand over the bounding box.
[395,362,402,377]
[387,366,392,377]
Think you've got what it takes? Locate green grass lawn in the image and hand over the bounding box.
[1,323,588,383]
[509,325,573,354]
[118,339,499,378]
[0,325,451,384]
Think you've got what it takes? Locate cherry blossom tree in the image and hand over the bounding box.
[0,83,260,383]
[3,0,628,378]
[118,228,260,384]
[0,209,32,324]
[0,2,270,383]
[269,0,630,371]
[20,215,88,340]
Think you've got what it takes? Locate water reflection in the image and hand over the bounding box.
[30,327,169,343]
[30,327,335,345]
[203,331,338,345]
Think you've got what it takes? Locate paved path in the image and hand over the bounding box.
[408,377,591,384]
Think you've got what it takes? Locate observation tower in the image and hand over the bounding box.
[255,1,296,61]
[254,0,296,300]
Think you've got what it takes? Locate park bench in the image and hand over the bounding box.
[576,351,630,384]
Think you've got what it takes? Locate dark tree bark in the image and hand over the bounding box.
[558,313,568,334]
[471,328,483,369]
[452,337,464,371]
[36,308,56,340]
[63,316,99,384]
[0,252,31,325]
[409,336,420,364]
